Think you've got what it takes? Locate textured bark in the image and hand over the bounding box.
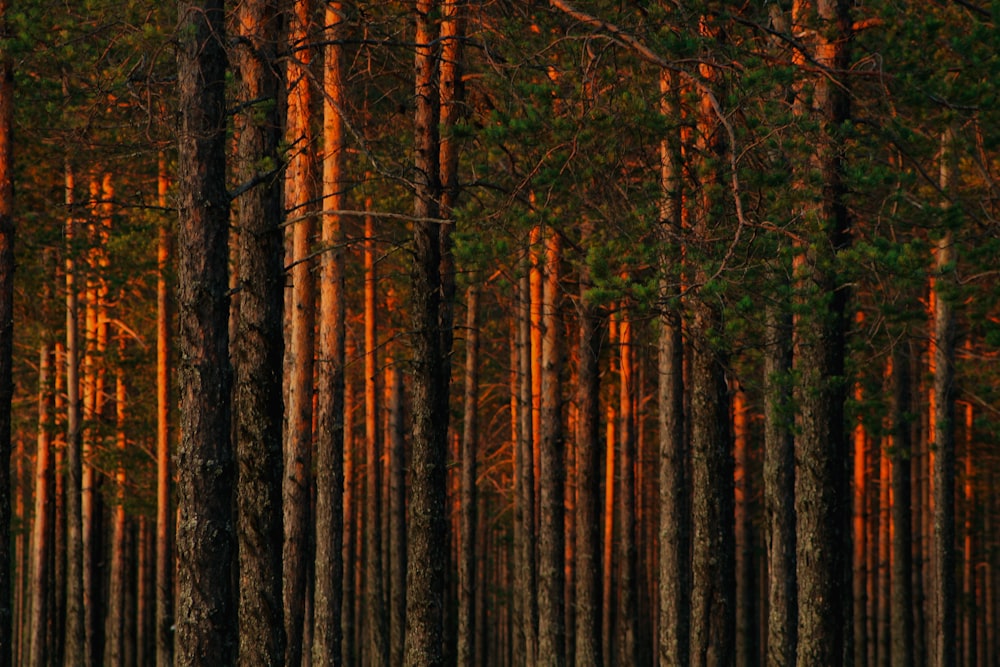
[233,1,287,662]
[891,342,915,667]
[283,2,317,665]
[658,68,690,667]
[602,319,617,667]
[791,1,853,665]
[27,345,53,667]
[932,127,957,667]
[105,344,128,667]
[516,261,538,667]
[0,4,12,661]
[154,155,173,667]
[458,284,480,667]
[575,227,602,667]
[878,440,891,667]
[389,361,407,667]
[364,206,388,666]
[404,1,451,663]
[962,398,974,667]
[175,0,236,662]
[312,3,346,663]
[537,232,565,667]
[64,159,86,667]
[616,309,638,667]
[854,342,869,667]
[734,387,757,667]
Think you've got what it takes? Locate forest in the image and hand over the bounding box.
[0,0,999,666]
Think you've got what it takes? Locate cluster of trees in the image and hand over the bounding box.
[0,0,998,666]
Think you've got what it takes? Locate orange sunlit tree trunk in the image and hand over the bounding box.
[27,344,53,667]
[458,283,480,667]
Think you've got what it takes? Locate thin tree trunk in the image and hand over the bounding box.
[154,154,173,667]
[64,156,86,667]
[389,358,407,667]
[879,438,891,667]
[734,386,757,667]
[53,343,67,667]
[933,126,958,667]
[517,259,538,667]
[105,338,128,667]
[458,284,480,667]
[175,0,236,661]
[963,398,975,667]
[602,316,617,667]
[364,202,388,667]
[0,5,12,659]
[575,225,602,667]
[538,231,565,667]
[658,68,689,667]
[892,341,915,667]
[27,344,54,667]
[283,2,316,664]
[616,308,637,667]
[312,2,346,664]
[855,326,869,667]
[911,339,926,667]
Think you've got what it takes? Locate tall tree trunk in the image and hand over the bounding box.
[537,232,565,667]
[27,344,53,667]
[175,0,236,662]
[458,284,480,667]
[52,343,67,667]
[233,0,286,662]
[364,203,388,667]
[878,438,891,667]
[405,0,452,662]
[64,156,86,667]
[575,223,602,667]
[312,2,347,664]
[516,258,538,667]
[0,4,12,660]
[855,323,869,667]
[389,358,407,667]
[283,2,317,664]
[932,126,958,667]
[734,386,757,667]
[154,154,173,667]
[962,397,974,667]
[911,339,926,667]
[105,339,128,667]
[790,1,853,664]
[658,68,690,667]
[602,317,617,667]
[892,341,915,667]
[616,308,637,667]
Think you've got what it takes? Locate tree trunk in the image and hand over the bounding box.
[0,4,12,660]
[233,0,286,662]
[962,397,974,667]
[790,1,853,664]
[105,339,128,667]
[658,68,690,667]
[458,284,480,667]
[389,358,407,667]
[616,308,637,667]
[283,2,317,665]
[603,316,617,667]
[154,154,173,667]
[27,344,54,667]
[537,231,565,667]
[516,259,538,667]
[855,324,869,667]
[892,341,915,667]
[175,0,236,662]
[879,438,891,667]
[575,224,602,667]
[312,2,346,663]
[734,386,757,667]
[932,126,958,667]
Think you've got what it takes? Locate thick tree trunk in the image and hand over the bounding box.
[282,2,316,665]
[405,1,452,663]
[27,345,53,667]
[312,3,346,664]
[175,0,236,663]
[537,232,565,667]
[154,155,173,667]
[0,5,12,660]
[233,1,286,662]
[458,284,480,667]
[575,226,602,667]
[790,1,853,664]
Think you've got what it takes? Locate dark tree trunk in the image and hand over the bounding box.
[389,360,407,667]
[405,1,451,663]
[892,341,915,667]
[616,309,638,667]
[458,284,480,667]
[0,3,13,662]
[232,0,286,663]
[175,0,236,662]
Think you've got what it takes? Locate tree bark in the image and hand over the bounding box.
[734,386,757,667]
[616,308,638,667]
[105,339,128,667]
[516,258,538,667]
[389,359,407,667]
[404,1,452,663]
[312,3,346,664]
[175,0,236,662]
[892,341,915,667]
[458,284,480,667]
[0,2,12,661]
[283,2,317,664]
[537,231,565,667]
[27,344,53,667]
